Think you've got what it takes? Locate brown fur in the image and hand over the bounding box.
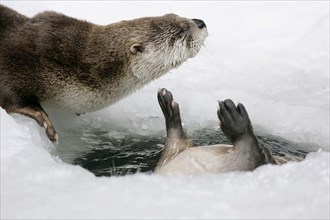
[0,5,207,142]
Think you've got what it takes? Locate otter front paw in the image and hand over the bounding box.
[217,99,253,142]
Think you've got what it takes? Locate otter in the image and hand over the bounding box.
[0,5,208,142]
[155,88,276,175]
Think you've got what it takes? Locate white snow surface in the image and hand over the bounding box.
[1,1,329,219]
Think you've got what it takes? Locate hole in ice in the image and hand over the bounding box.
[55,126,314,177]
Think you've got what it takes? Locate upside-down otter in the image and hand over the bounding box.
[0,5,208,142]
[155,88,276,175]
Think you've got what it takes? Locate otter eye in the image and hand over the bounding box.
[174,28,185,37]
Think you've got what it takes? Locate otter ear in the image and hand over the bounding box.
[130,43,144,55]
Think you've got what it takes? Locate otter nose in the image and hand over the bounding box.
[192,19,206,29]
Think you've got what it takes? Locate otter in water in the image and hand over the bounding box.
[155,88,276,175]
[0,5,208,142]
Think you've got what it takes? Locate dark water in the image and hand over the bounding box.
[73,127,312,177]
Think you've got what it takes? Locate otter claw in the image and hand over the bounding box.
[45,127,59,143]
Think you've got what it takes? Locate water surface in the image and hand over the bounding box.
[59,127,313,177]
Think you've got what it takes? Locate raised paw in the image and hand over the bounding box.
[217,99,253,142]
[157,88,184,138]
[157,88,174,119]
[157,88,181,121]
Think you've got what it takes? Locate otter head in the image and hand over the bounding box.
[122,14,208,82]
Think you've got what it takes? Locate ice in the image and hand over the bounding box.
[1,1,329,219]
[1,109,329,219]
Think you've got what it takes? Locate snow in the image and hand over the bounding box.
[1,1,329,219]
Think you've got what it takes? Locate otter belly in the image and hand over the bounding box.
[155,145,255,175]
[45,78,144,114]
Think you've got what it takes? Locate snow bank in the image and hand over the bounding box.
[1,108,329,219]
[1,1,329,219]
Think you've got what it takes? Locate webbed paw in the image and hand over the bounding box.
[217,99,253,142]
